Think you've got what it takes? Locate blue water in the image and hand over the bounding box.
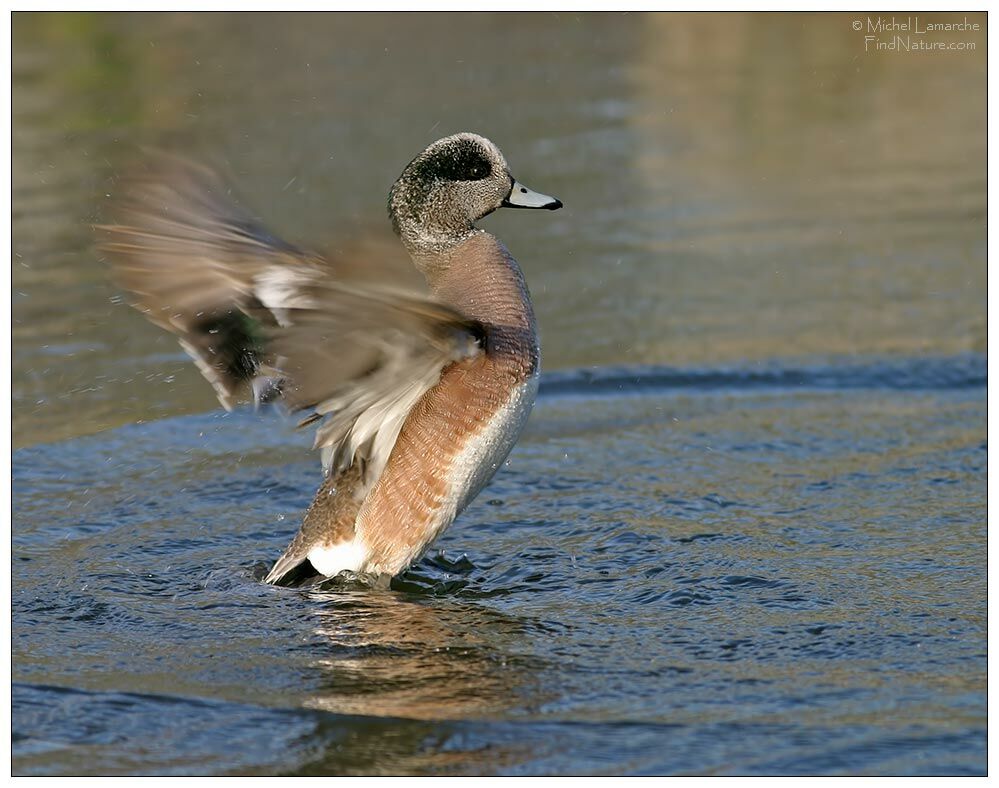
[13,357,986,775]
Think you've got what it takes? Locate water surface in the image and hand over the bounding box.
[12,12,986,775]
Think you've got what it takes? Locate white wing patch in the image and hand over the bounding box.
[253,268,316,327]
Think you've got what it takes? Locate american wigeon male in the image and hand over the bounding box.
[100,133,562,584]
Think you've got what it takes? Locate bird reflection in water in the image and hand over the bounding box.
[298,571,548,723]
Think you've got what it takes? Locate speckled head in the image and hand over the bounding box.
[388,132,561,257]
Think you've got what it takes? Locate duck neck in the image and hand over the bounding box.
[416,231,537,337]
[395,218,477,262]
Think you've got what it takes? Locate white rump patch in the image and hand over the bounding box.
[307,539,368,577]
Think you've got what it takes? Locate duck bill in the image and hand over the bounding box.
[502,179,563,210]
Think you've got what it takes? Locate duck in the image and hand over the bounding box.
[98,133,562,584]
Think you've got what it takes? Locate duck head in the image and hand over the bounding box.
[388,132,561,255]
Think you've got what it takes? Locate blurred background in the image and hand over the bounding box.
[13,11,985,447]
[12,12,986,777]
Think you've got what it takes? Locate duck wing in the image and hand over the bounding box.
[98,155,482,487]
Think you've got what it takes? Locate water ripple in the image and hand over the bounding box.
[540,353,986,398]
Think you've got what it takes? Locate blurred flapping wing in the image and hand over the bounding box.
[97,155,482,486]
